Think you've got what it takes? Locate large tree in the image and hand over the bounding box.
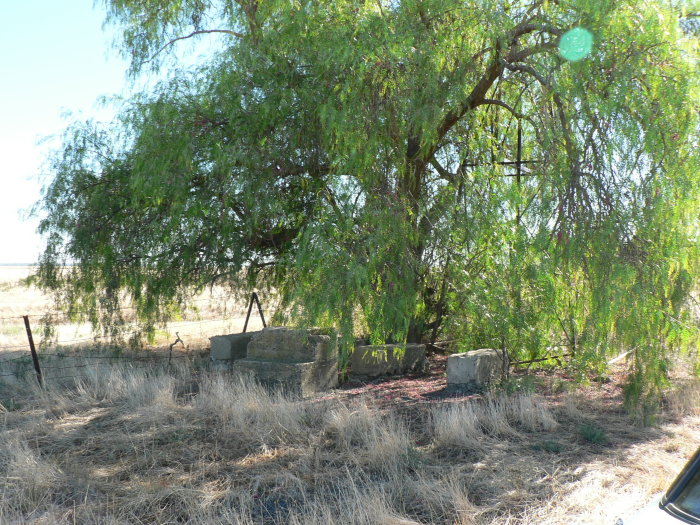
[38,0,699,403]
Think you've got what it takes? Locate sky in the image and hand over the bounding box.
[0,1,132,264]
[0,1,220,265]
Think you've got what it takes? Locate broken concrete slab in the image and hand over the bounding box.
[447,349,504,389]
[209,331,262,361]
[349,343,427,378]
[246,327,337,363]
[233,357,338,397]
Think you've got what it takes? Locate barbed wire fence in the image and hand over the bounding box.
[0,292,267,387]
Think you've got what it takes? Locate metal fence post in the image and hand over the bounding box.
[22,315,43,387]
[243,292,267,333]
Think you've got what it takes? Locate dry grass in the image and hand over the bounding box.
[665,379,700,419]
[0,265,265,352]
[2,267,700,523]
[0,359,698,525]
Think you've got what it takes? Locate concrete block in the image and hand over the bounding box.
[232,356,338,397]
[447,349,504,389]
[246,327,337,363]
[349,344,427,378]
[209,331,261,361]
[210,359,233,372]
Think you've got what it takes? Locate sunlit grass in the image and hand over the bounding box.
[0,358,698,524]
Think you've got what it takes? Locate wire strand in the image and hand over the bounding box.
[21,294,244,319]
[0,355,30,365]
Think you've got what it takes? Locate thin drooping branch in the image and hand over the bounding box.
[147,29,244,63]
[476,99,528,120]
[431,23,555,158]
[503,62,578,171]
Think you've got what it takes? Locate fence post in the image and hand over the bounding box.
[254,293,267,329]
[22,315,43,387]
[243,292,267,333]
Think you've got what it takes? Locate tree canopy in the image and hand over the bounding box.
[37,0,699,408]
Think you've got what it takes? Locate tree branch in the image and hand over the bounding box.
[148,29,244,63]
[429,157,454,183]
[476,99,527,119]
[431,22,556,153]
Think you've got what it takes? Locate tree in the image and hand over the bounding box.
[37,0,699,405]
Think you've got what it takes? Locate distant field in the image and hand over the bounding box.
[0,265,265,356]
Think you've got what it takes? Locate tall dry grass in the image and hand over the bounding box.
[431,393,558,451]
[0,359,698,524]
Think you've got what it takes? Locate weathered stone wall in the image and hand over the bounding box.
[246,327,336,363]
[349,343,427,378]
[210,331,261,361]
[232,327,339,397]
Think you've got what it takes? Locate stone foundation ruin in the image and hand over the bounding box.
[210,327,338,397]
[446,348,507,390]
[349,343,427,378]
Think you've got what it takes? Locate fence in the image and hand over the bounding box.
[0,293,267,386]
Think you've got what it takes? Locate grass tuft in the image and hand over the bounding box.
[578,422,609,445]
[531,440,563,454]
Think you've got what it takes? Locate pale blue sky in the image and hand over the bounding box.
[0,1,130,263]
[0,1,219,264]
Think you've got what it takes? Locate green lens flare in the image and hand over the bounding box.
[559,27,593,62]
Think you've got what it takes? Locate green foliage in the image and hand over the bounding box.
[578,422,609,445]
[531,440,563,454]
[497,375,541,396]
[36,0,700,407]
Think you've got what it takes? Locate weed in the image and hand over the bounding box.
[531,440,563,453]
[0,348,697,524]
[578,422,608,445]
[497,375,541,395]
[0,398,20,411]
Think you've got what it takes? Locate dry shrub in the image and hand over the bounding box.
[449,478,481,525]
[479,395,517,436]
[324,400,379,451]
[124,486,214,524]
[296,476,420,525]
[0,437,63,514]
[431,401,484,450]
[431,394,557,450]
[1,354,697,525]
[195,374,309,447]
[664,379,700,418]
[213,472,423,525]
[324,400,414,472]
[76,365,176,409]
[388,472,480,524]
[508,394,558,432]
[562,392,586,421]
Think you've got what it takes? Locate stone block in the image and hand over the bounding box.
[210,359,233,372]
[349,344,427,378]
[447,349,504,389]
[232,356,338,397]
[209,331,261,361]
[246,327,337,363]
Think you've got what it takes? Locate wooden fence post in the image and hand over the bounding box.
[22,315,43,387]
